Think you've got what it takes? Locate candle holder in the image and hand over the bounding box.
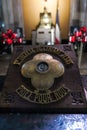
[69,26,87,54]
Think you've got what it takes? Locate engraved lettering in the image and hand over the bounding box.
[16,85,69,104]
[34,93,52,104]
[13,46,73,66]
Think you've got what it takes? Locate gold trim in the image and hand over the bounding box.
[16,84,70,104]
[13,46,73,66]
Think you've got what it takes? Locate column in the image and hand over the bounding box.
[2,0,24,32]
[2,0,9,29]
[18,0,24,29]
[7,0,14,29]
[70,0,80,26]
[80,0,87,26]
[12,0,24,33]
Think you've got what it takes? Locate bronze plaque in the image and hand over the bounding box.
[0,44,87,113]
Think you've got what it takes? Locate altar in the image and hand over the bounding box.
[0,44,87,113]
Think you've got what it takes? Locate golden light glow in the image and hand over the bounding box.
[22,0,70,40]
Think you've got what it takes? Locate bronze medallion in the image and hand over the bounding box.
[21,53,64,90]
[15,46,71,104]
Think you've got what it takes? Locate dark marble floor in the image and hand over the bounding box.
[0,114,86,130]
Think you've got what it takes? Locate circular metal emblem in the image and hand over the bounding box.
[14,46,72,104]
[36,61,49,73]
[21,53,64,91]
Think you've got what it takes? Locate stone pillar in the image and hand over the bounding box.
[0,0,3,19]
[12,0,24,33]
[18,0,24,29]
[2,0,24,32]
[70,0,80,26]
[7,0,14,29]
[12,0,19,26]
[80,0,87,26]
[2,0,9,29]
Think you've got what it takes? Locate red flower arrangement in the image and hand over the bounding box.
[69,26,87,43]
[2,29,23,45]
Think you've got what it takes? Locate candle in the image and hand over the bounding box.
[75,31,82,37]
[69,35,75,43]
[75,31,79,37]
[84,35,87,42]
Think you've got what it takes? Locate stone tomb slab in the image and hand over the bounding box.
[0,45,87,113]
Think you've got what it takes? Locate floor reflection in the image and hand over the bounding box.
[0,114,87,130]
